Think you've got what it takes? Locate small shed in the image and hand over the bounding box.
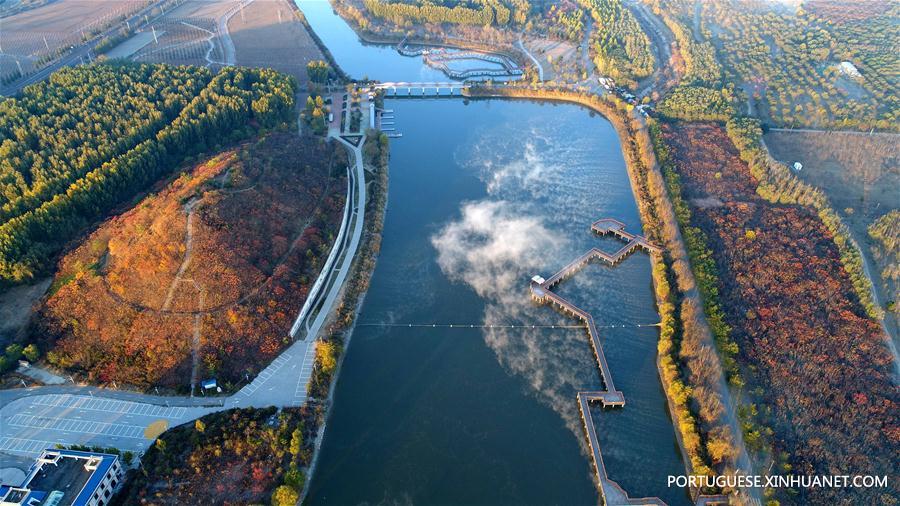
[201,378,218,390]
[793,162,803,171]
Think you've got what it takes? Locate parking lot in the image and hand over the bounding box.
[0,393,213,460]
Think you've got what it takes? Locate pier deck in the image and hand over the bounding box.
[530,219,730,506]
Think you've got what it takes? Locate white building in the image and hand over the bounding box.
[0,449,125,506]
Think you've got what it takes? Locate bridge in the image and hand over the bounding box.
[529,219,730,506]
[370,82,469,97]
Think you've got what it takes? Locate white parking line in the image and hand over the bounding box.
[32,394,187,419]
[240,353,293,396]
[9,414,146,439]
[30,394,186,419]
[0,437,61,456]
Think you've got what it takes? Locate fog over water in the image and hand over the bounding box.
[294,2,691,504]
[305,99,690,505]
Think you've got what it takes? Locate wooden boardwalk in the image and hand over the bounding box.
[529,218,729,506]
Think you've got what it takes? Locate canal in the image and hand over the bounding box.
[296,2,691,504]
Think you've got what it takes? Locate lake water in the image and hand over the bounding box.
[297,0,451,82]
[296,2,691,504]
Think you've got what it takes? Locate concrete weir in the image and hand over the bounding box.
[529,219,729,506]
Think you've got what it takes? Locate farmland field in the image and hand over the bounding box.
[228,0,326,84]
[129,0,235,67]
[126,0,325,82]
[0,0,149,78]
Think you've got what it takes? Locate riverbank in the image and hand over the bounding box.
[299,131,389,503]
[291,0,352,83]
[465,85,752,503]
[326,0,527,71]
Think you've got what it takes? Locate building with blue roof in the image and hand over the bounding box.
[0,449,124,506]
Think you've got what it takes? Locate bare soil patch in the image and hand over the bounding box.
[0,278,50,345]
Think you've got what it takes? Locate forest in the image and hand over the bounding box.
[657,84,734,121]
[0,63,297,285]
[700,0,898,131]
[869,210,899,313]
[725,118,882,320]
[0,64,211,224]
[117,407,311,505]
[542,1,584,41]
[362,0,496,26]
[32,134,347,392]
[578,0,654,86]
[643,0,732,119]
[660,121,899,505]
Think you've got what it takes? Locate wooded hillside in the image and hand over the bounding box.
[0,62,297,285]
[33,134,347,392]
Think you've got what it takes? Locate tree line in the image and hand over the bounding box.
[362,0,495,26]
[0,63,211,224]
[119,407,310,505]
[868,210,898,312]
[725,116,883,320]
[659,119,898,504]
[578,0,655,85]
[464,84,748,493]
[644,0,732,121]
[0,63,297,285]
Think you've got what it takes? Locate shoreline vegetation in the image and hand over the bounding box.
[464,85,748,499]
[290,1,352,84]
[300,129,390,503]
[328,0,527,69]
[657,119,899,504]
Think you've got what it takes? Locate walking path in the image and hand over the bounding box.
[767,127,900,137]
[530,219,728,506]
[516,35,543,81]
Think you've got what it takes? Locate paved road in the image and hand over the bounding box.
[515,35,543,81]
[767,127,900,137]
[627,0,676,98]
[218,0,258,66]
[0,134,369,466]
[229,132,367,409]
[0,0,171,96]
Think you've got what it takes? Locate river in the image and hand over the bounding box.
[296,2,691,504]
